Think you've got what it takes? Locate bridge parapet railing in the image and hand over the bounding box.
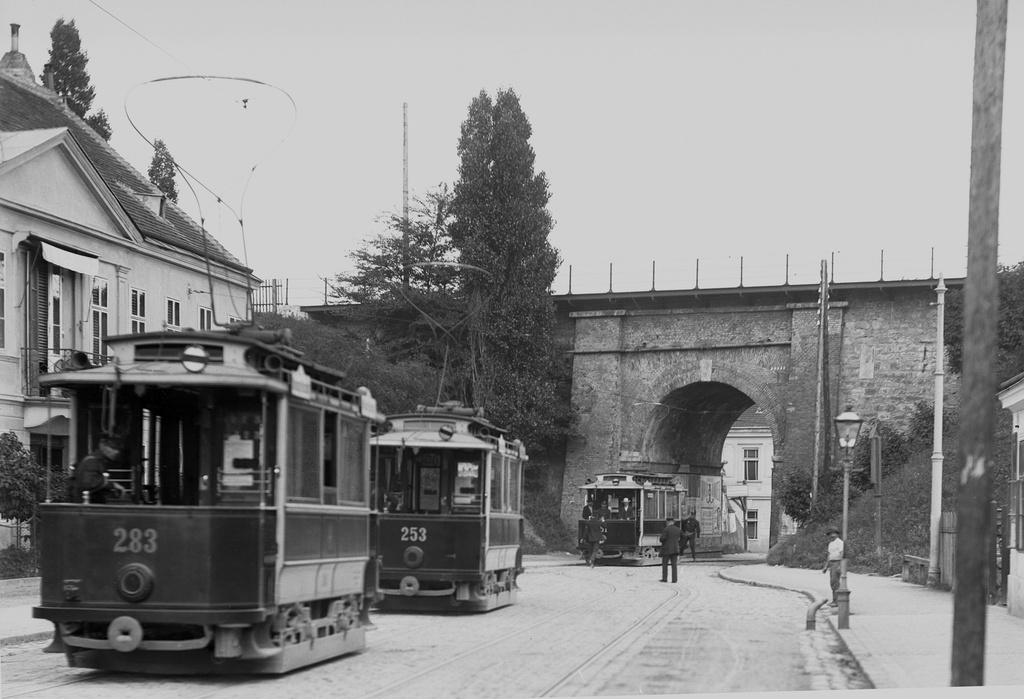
[557,246,977,295]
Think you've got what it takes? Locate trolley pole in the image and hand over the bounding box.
[951,0,1006,687]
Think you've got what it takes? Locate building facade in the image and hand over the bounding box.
[997,372,1024,620]
[719,406,796,553]
[1,26,256,476]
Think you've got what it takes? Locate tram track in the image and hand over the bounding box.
[2,667,116,698]
[356,566,624,699]
[537,577,694,696]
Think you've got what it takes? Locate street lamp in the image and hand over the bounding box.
[834,406,863,630]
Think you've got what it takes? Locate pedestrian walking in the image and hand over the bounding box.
[680,510,701,561]
[821,526,844,606]
[583,511,605,568]
[659,516,681,582]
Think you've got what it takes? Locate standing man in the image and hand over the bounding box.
[583,511,605,568]
[619,497,636,520]
[659,516,681,583]
[821,526,844,607]
[680,510,701,561]
[581,495,594,521]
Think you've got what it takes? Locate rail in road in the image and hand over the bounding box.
[2,562,869,698]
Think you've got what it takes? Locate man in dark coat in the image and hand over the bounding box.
[619,497,636,520]
[680,510,701,561]
[583,512,605,568]
[71,436,126,503]
[659,516,681,582]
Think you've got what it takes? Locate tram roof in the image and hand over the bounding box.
[371,430,494,450]
[38,360,287,392]
[580,473,685,490]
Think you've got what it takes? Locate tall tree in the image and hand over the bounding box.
[42,19,95,119]
[448,88,569,451]
[85,108,112,141]
[147,139,179,203]
[945,259,1024,382]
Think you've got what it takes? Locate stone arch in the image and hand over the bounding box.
[628,360,785,470]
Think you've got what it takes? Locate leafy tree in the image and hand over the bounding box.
[0,432,68,546]
[85,108,112,141]
[330,186,463,368]
[945,259,1024,382]
[251,314,440,414]
[147,139,179,203]
[42,19,95,119]
[448,88,570,452]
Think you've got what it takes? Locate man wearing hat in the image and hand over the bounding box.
[821,526,844,607]
[619,497,636,520]
[71,435,127,504]
[659,516,682,583]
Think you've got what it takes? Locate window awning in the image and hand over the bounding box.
[40,241,99,276]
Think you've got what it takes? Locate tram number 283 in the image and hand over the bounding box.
[400,526,427,542]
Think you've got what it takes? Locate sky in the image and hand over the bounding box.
[5,0,1024,304]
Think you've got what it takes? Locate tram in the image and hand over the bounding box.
[370,403,527,612]
[578,471,718,565]
[33,328,384,674]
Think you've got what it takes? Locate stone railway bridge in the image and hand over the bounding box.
[550,276,960,545]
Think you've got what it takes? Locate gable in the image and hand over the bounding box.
[1,144,133,240]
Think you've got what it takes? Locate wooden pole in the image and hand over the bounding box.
[951,0,1006,687]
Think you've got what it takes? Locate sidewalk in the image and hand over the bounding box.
[719,563,1024,689]
[0,577,51,646]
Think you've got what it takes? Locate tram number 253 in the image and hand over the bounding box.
[113,527,158,553]
[400,526,427,542]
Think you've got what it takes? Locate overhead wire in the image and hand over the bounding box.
[92,1,297,327]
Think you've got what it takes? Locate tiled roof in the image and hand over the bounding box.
[0,69,249,274]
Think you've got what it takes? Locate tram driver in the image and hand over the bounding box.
[70,435,127,504]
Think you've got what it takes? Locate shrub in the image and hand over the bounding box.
[0,545,38,579]
[523,486,575,554]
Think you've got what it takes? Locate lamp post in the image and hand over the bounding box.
[834,406,864,630]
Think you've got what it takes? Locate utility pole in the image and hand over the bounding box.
[951,0,1006,687]
[928,274,947,586]
[402,102,410,290]
[811,260,829,502]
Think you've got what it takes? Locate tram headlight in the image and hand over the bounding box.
[181,345,209,373]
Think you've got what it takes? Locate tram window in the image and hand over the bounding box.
[323,413,338,505]
[489,455,504,513]
[667,494,680,521]
[508,458,521,514]
[453,455,482,512]
[287,404,321,502]
[418,465,441,512]
[338,418,366,505]
[217,406,264,504]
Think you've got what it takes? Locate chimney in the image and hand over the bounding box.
[0,22,36,83]
[43,63,54,90]
[10,24,19,53]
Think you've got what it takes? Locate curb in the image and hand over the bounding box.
[1,630,53,646]
[1,577,40,596]
[717,568,877,690]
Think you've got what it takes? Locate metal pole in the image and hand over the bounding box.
[928,275,947,585]
[952,0,1006,687]
[837,455,851,629]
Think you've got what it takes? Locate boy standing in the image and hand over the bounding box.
[821,526,844,607]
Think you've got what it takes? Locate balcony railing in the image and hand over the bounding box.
[21,348,110,396]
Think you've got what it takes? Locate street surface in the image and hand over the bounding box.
[2,561,870,697]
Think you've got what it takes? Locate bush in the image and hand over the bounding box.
[523,487,575,554]
[0,545,38,579]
